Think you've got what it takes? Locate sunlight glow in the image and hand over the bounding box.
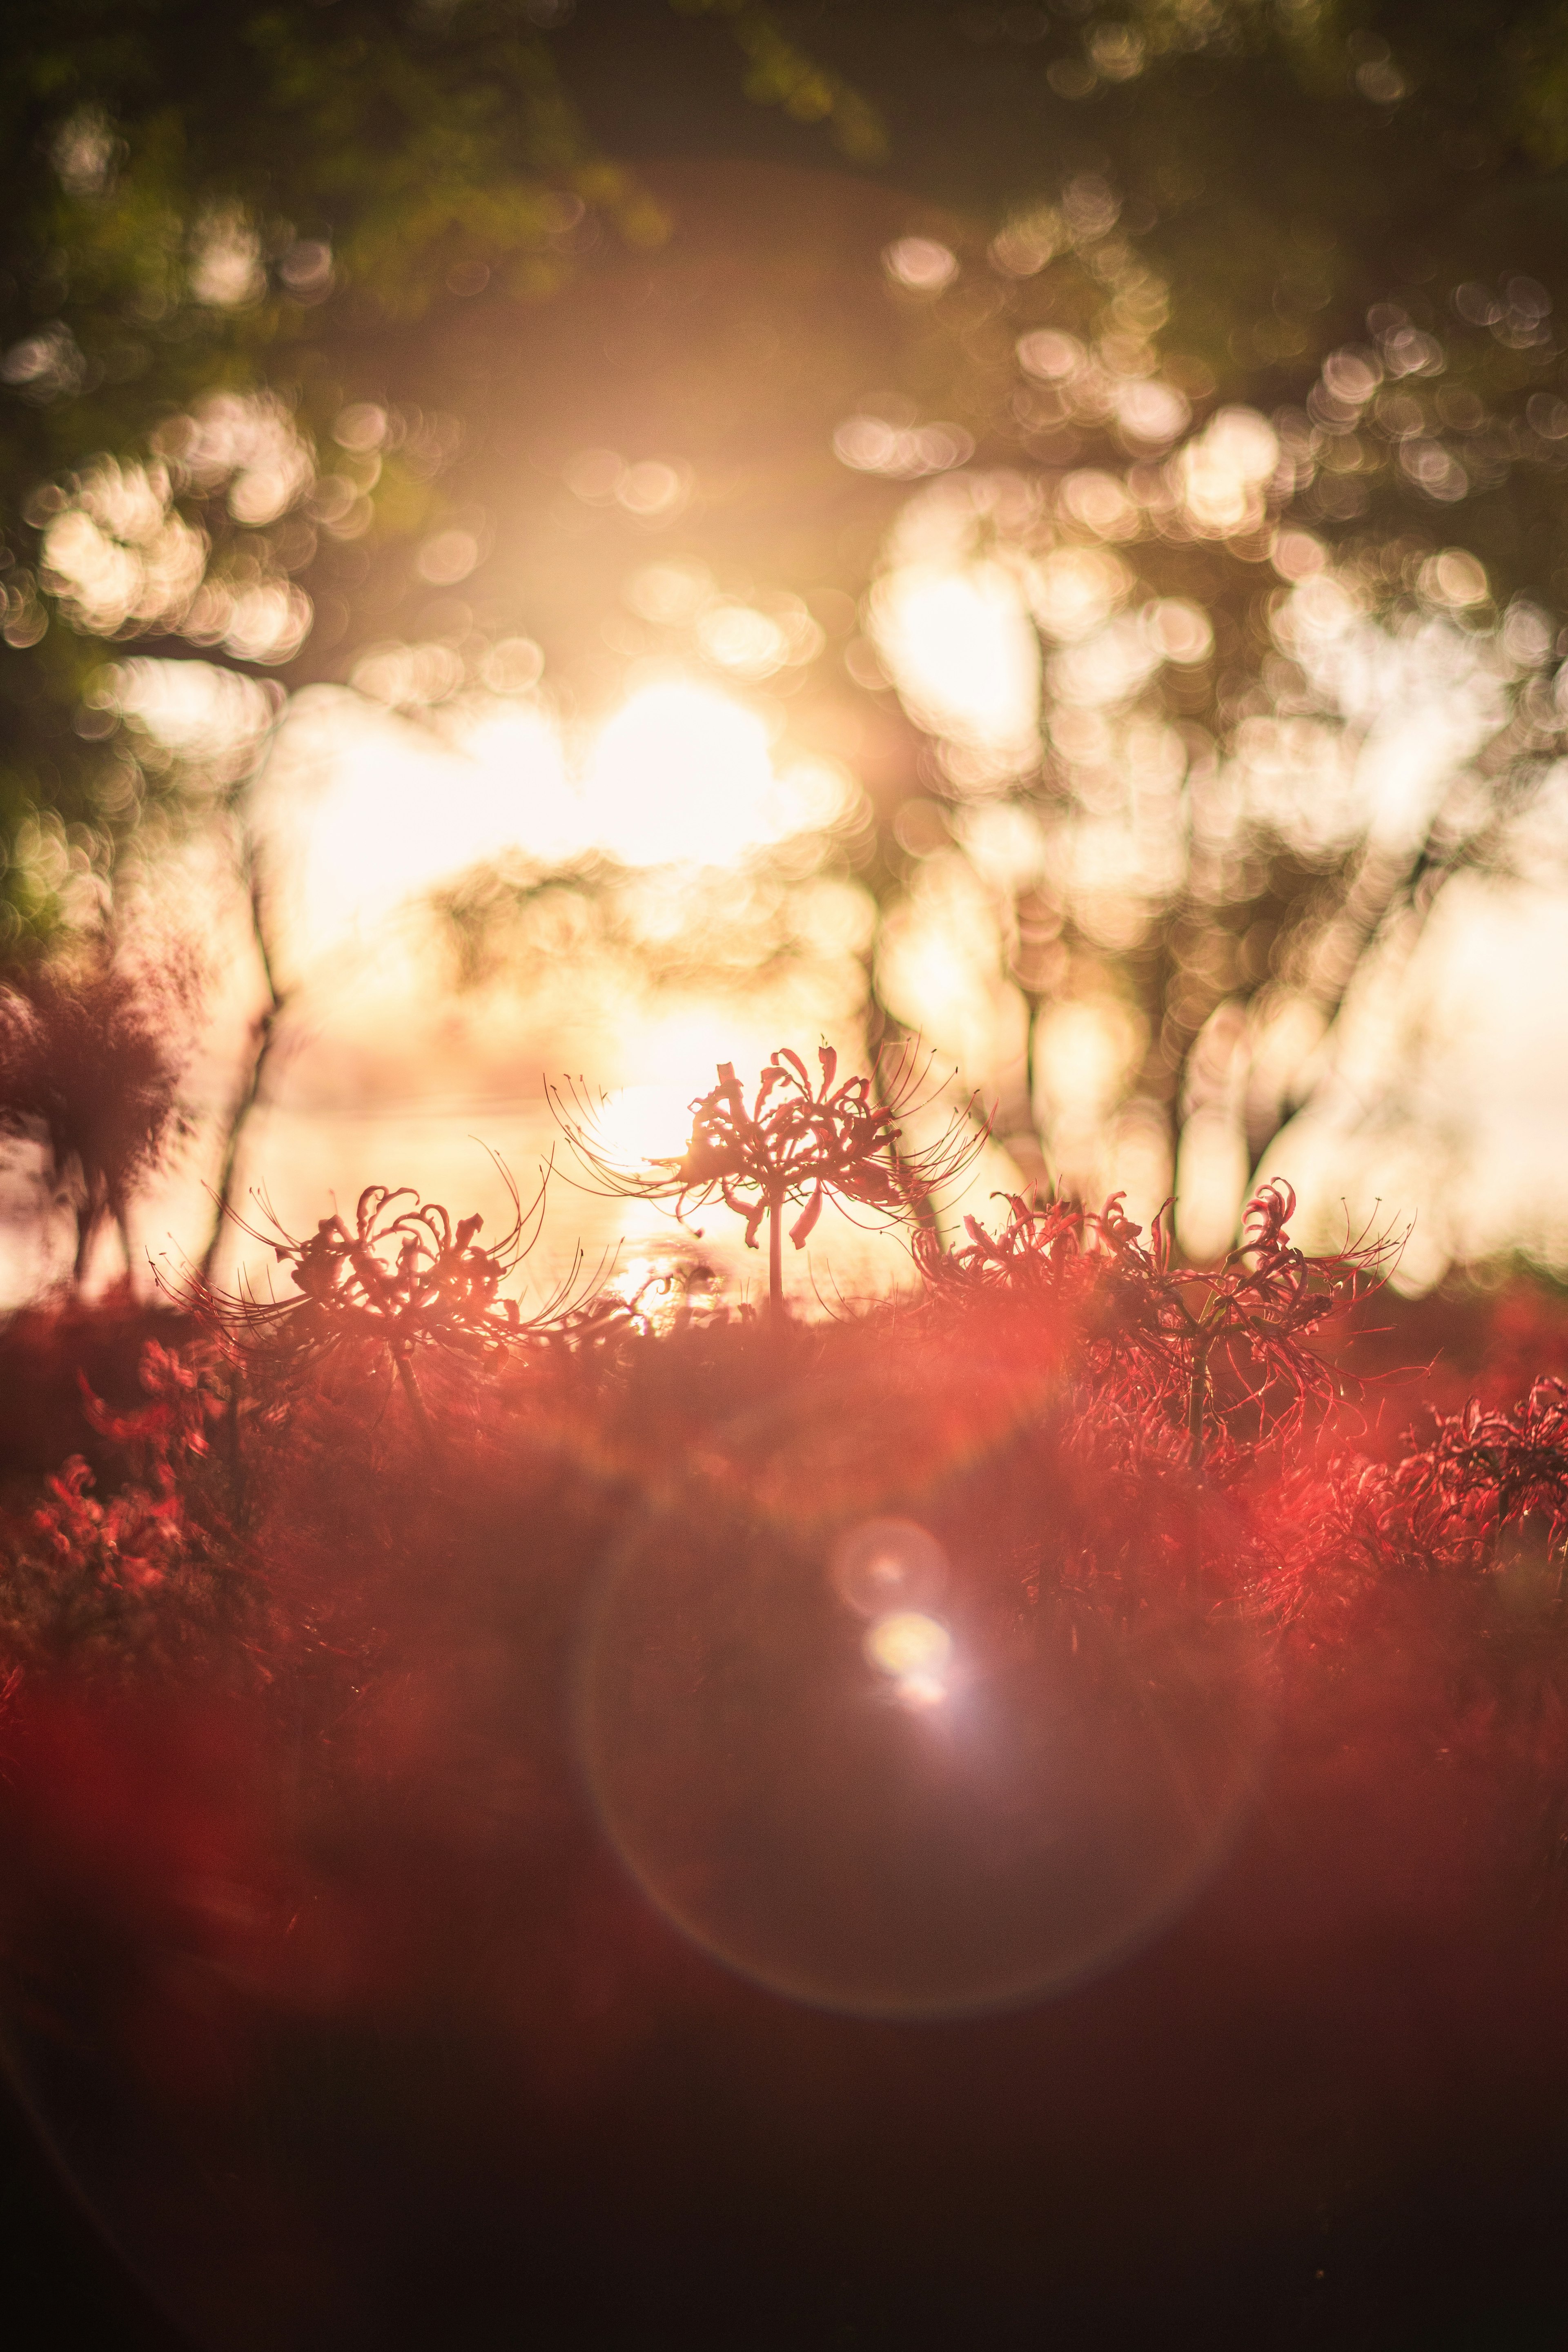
[306,738,538,939]
[584,678,778,866]
[871,561,1040,782]
[463,703,589,864]
[589,1081,696,1170]
[588,1010,777,1172]
[257,695,572,962]
[98,657,283,783]
[256,658,856,976]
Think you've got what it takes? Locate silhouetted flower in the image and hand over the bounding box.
[199,1174,624,1445]
[552,1044,987,1321]
[921,1179,1397,1469]
[0,942,198,1283]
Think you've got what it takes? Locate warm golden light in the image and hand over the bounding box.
[583,677,777,866]
[863,1609,953,1706]
[871,561,1040,780]
[586,1010,780,1175]
[258,700,570,962]
[587,1081,697,1171]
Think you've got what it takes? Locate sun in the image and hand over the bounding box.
[581,676,779,868]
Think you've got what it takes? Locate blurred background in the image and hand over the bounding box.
[8,0,1568,1314]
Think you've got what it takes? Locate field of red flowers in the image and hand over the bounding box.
[2,1067,1568,2348]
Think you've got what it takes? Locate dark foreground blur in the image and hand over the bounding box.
[3,1266,1568,2350]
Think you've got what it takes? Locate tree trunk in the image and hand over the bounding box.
[201,858,285,1283]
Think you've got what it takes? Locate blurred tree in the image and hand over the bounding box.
[9,0,1568,1257]
[0,0,666,938]
[787,0,1568,1235]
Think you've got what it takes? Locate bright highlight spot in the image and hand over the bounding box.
[864,1609,953,1705]
[584,679,776,866]
[871,562,1040,779]
[834,416,976,479]
[588,1012,781,1179]
[883,236,958,292]
[1026,547,1131,643]
[1018,328,1085,382]
[256,697,573,963]
[1180,405,1280,536]
[589,1081,695,1169]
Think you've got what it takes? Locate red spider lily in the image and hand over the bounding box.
[551,1044,988,1323]
[79,1338,224,1472]
[195,1173,624,1446]
[920,1180,1398,1470]
[31,1459,187,1601]
[1252,1376,1568,1637]
[1404,1378,1568,1573]
[0,1339,247,1673]
[0,942,199,1283]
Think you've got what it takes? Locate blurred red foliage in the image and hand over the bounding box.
[919,1178,1396,1468]
[0,1102,1567,2343]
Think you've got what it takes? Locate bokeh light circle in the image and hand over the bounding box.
[578,1364,1269,2019]
[831,1517,949,1617]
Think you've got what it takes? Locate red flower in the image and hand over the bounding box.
[195,1174,626,1448]
[921,1180,1397,1470]
[0,942,198,1283]
[552,1044,987,1321]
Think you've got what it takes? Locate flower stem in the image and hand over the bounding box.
[396,1353,436,1454]
[768,1196,784,1327]
[1188,1333,1213,1474]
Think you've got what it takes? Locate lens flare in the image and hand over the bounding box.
[831,1517,948,1615]
[863,1608,953,1707]
[579,1412,1266,2020]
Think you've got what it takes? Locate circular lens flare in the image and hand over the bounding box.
[579,1468,1265,2020]
[831,1518,949,1617]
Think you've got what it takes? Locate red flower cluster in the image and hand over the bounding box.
[198,1176,630,1447]
[920,1179,1396,1468]
[0,1342,240,1673]
[1270,1374,1568,1622]
[0,1076,1567,2350]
